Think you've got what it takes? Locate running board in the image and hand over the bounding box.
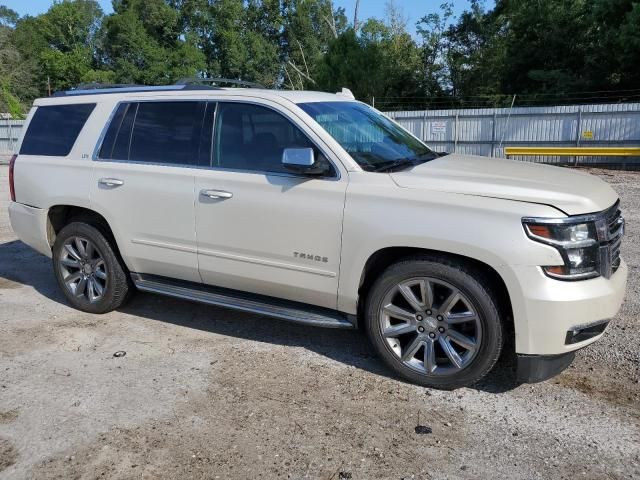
[131,273,356,329]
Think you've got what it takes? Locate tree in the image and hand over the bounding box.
[315,28,381,99]
[282,0,348,89]
[444,0,506,104]
[315,1,422,106]
[587,0,640,91]
[0,6,36,115]
[13,0,108,93]
[0,6,18,27]
[416,2,454,99]
[0,25,33,116]
[1,0,637,110]
[497,0,591,94]
[376,2,422,106]
[99,0,205,84]
[438,0,640,105]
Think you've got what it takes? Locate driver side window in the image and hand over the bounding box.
[213,102,334,176]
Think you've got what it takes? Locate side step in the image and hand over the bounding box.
[131,273,356,329]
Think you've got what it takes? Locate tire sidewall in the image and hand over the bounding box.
[52,222,123,314]
[365,258,503,389]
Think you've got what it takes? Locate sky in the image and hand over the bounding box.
[2,0,480,34]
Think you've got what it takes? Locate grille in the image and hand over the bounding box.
[608,208,623,274]
[597,202,624,278]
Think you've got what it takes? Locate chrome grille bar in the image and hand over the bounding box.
[596,201,624,278]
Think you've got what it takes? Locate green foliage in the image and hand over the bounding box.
[13,0,107,94]
[1,0,639,112]
[314,14,423,107]
[444,0,505,99]
[445,0,640,102]
[588,0,640,90]
[315,28,381,99]
[0,6,19,27]
[281,0,347,89]
[100,0,205,84]
[0,79,24,118]
[0,23,36,116]
[206,0,280,86]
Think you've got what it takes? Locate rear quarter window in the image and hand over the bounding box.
[19,104,96,156]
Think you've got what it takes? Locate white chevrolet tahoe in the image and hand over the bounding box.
[8,82,627,389]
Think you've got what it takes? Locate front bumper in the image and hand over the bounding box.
[517,351,576,383]
[517,318,612,382]
[509,259,627,356]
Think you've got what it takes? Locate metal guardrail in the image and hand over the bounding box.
[505,147,640,157]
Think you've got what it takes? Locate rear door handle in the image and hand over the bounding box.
[99,178,124,187]
[200,189,233,200]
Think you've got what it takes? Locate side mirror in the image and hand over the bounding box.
[282,148,328,175]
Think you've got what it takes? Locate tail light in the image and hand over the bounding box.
[9,154,17,201]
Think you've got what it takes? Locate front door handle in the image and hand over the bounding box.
[99,178,124,187]
[200,189,233,200]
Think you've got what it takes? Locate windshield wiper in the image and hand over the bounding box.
[373,152,440,173]
[373,159,418,172]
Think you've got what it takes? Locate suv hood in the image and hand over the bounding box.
[390,154,618,215]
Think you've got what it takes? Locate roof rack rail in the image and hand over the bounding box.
[175,77,265,89]
[52,84,189,97]
[51,78,261,97]
[72,83,141,91]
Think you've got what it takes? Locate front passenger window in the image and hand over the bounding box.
[214,102,332,175]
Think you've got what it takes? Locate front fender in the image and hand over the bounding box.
[337,179,565,349]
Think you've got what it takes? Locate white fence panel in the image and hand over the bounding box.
[0,120,23,158]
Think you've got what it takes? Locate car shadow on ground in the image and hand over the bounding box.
[0,239,521,394]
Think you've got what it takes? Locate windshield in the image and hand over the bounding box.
[298,101,436,172]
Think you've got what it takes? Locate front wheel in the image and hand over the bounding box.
[52,222,132,314]
[365,256,503,389]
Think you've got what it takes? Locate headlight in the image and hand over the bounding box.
[523,219,600,280]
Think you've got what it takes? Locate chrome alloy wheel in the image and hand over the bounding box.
[58,236,107,303]
[378,277,482,376]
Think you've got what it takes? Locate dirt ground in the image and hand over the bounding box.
[0,165,638,480]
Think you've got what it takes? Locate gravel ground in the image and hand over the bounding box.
[0,165,638,479]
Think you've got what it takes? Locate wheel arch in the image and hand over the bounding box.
[46,205,127,268]
[356,247,514,340]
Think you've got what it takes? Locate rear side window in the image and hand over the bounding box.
[100,103,136,161]
[99,101,209,166]
[20,104,95,156]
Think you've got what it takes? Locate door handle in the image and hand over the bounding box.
[200,189,233,200]
[99,178,124,187]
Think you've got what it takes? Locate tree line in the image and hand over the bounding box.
[1,0,639,116]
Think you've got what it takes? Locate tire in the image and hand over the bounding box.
[365,255,503,389]
[52,222,132,314]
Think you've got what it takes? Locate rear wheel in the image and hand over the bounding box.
[365,256,503,389]
[52,222,132,314]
